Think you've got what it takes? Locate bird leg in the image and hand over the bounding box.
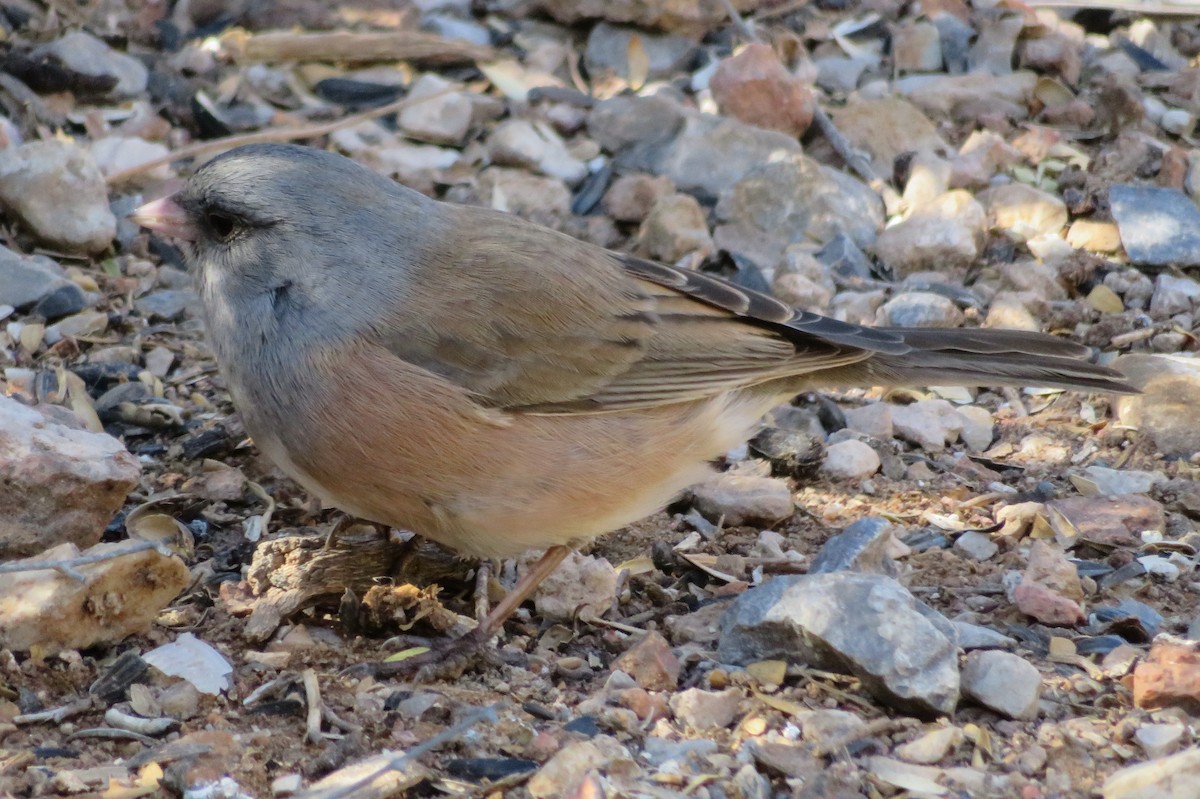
[474,560,494,623]
[368,545,572,680]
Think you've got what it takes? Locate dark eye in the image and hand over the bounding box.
[204,209,239,241]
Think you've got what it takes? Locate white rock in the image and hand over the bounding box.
[0,141,116,254]
[489,118,587,184]
[821,439,881,479]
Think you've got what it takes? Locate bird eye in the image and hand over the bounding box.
[204,209,239,241]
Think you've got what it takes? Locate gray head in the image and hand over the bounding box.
[131,144,438,351]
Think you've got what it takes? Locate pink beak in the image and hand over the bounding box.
[130,196,199,241]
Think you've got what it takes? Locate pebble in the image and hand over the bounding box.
[489,118,587,184]
[714,153,883,272]
[873,191,986,276]
[1110,184,1200,267]
[135,289,200,321]
[0,141,116,254]
[0,397,140,558]
[830,97,946,181]
[843,403,894,439]
[610,631,680,691]
[1102,747,1200,799]
[583,22,697,82]
[956,405,994,451]
[709,43,815,137]
[809,517,901,576]
[36,31,148,98]
[1115,354,1200,457]
[1013,580,1085,626]
[1068,219,1123,253]
[878,291,965,327]
[477,167,572,222]
[0,248,76,310]
[891,399,965,452]
[960,650,1042,720]
[1045,494,1165,548]
[954,531,998,561]
[820,439,881,480]
[533,550,618,622]
[397,74,474,146]
[893,21,943,73]
[90,136,171,181]
[32,284,87,321]
[719,572,959,716]
[896,725,963,764]
[603,173,676,222]
[689,473,794,527]
[1135,723,1186,759]
[670,688,742,731]
[528,736,637,799]
[636,193,712,262]
[1150,273,1200,317]
[979,183,1068,241]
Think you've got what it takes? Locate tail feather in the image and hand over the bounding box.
[860,327,1136,393]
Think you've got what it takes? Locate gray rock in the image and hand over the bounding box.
[872,191,985,276]
[135,289,200,322]
[960,650,1041,720]
[690,473,794,527]
[534,0,757,35]
[953,531,998,561]
[821,439,881,480]
[892,399,965,452]
[636,193,712,262]
[719,572,960,716]
[0,248,74,309]
[0,141,116,254]
[1110,184,1200,267]
[956,405,994,451]
[489,118,587,184]
[878,291,965,327]
[714,154,883,272]
[397,74,474,146]
[36,31,148,98]
[0,396,140,558]
[1150,273,1200,317]
[668,688,742,731]
[1102,748,1200,799]
[951,621,1016,650]
[1115,354,1200,457]
[589,95,803,201]
[32,284,87,321]
[476,168,572,223]
[843,403,894,439]
[809,517,900,576]
[584,23,698,82]
[1080,465,1166,496]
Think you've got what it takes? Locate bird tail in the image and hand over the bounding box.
[857,327,1136,393]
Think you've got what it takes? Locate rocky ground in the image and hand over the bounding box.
[3,0,1200,797]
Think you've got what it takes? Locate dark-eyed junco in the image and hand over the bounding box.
[132,143,1132,675]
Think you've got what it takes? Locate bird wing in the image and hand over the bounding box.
[374,205,903,413]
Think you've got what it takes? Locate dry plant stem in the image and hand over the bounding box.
[223,29,496,67]
[810,717,919,758]
[303,668,326,744]
[0,539,171,579]
[293,705,499,799]
[718,0,760,42]
[14,697,94,725]
[105,86,460,185]
[475,545,571,640]
[1030,0,1200,13]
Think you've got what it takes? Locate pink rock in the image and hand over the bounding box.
[709,43,815,138]
[1013,579,1085,626]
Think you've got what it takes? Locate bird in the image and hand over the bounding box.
[131,143,1133,676]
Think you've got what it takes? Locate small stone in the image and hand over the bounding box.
[489,118,587,184]
[891,399,965,452]
[960,650,1041,720]
[610,631,680,691]
[535,0,757,36]
[821,439,880,480]
[893,21,943,73]
[135,289,200,321]
[584,23,697,82]
[719,572,959,716]
[397,74,474,146]
[709,43,815,138]
[603,173,675,222]
[690,473,794,527]
[0,541,189,653]
[1135,723,1186,759]
[534,551,618,622]
[979,183,1068,241]
[1045,494,1165,548]
[669,687,742,731]
[0,141,116,254]
[0,396,140,558]
[896,71,1037,122]
[873,191,985,276]
[528,736,636,799]
[0,249,74,310]
[1080,465,1166,496]
[36,31,148,98]
[1150,273,1200,317]
[956,405,994,451]
[954,531,998,561]
[636,193,712,262]
[830,97,946,181]
[878,292,965,328]
[31,284,87,321]
[843,403,894,439]
[90,136,172,182]
[271,773,302,797]
[1110,184,1200,267]
[951,621,1016,651]
[1067,220,1122,252]
[896,726,963,764]
[144,346,175,378]
[809,517,901,576]
[477,168,572,223]
[1116,355,1200,457]
[1132,641,1200,712]
[1013,580,1085,626]
[1102,747,1200,799]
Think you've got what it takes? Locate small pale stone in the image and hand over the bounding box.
[896,726,963,764]
[960,650,1041,719]
[821,439,881,479]
[669,687,742,731]
[690,473,794,526]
